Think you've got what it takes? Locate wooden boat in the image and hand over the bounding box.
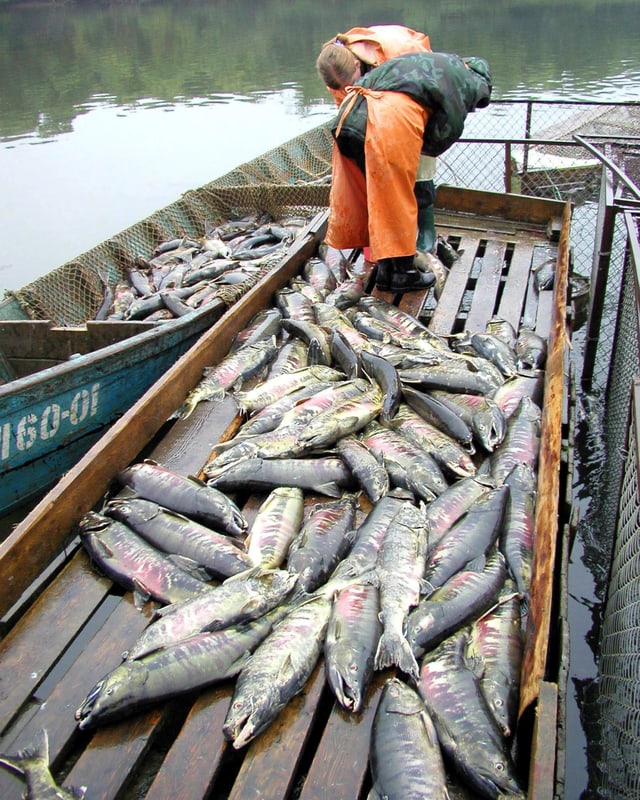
[0,124,334,519]
[0,184,571,799]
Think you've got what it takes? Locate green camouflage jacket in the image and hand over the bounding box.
[332,51,492,158]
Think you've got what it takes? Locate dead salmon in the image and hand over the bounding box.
[368,678,449,800]
[246,487,305,570]
[418,631,525,799]
[325,580,381,712]
[335,435,390,504]
[76,610,283,730]
[0,728,86,799]
[116,460,247,538]
[79,511,215,607]
[223,593,332,749]
[125,568,298,661]
[374,501,429,680]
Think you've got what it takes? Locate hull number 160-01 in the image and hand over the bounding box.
[1,383,100,461]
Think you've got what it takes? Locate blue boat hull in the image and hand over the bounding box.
[0,302,225,516]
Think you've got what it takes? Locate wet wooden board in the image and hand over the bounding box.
[0,191,570,800]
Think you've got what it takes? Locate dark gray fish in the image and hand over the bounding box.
[470,332,519,378]
[281,318,332,365]
[407,548,507,659]
[374,501,429,679]
[402,385,475,453]
[116,460,247,538]
[424,475,495,551]
[228,308,283,354]
[104,497,252,580]
[335,435,389,504]
[422,486,509,595]
[125,569,298,660]
[501,463,537,597]
[368,678,448,800]
[467,581,524,738]
[516,328,548,370]
[431,389,506,453]
[325,580,381,712]
[330,329,362,379]
[223,593,332,749]
[418,631,525,799]
[486,396,541,485]
[206,456,355,498]
[0,729,86,800]
[274,287,317,322]
[287,494,358,595]
[491,370,545,419]
[359,349,402,424]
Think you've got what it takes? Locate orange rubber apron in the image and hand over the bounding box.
[326,86,429,262]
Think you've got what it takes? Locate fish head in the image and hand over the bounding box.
[223,682,280,749]
[74,661,149,729]
[326,656,364,713]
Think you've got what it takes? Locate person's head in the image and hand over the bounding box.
[316,40,362,91]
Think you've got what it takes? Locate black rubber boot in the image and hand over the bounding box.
[374,258,393,291]
[415,180,437,253]
[389,255,436,293]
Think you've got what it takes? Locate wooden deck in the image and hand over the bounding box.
[0,189,571,800]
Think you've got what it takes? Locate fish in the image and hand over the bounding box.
[264,336,309,376]
[414,249,450,299]
[399,361,501,395]
[274,287,317,322]
[418,631,525,799]
[501,463,537,598]
[176,336,278,418]
[124,569,298,660]
[491,370,545,419]
[387,404,477,480]
[103,497,253,580]
[75,610,283,730]
[365,421,447,502]
[431,389,506,453]
[324,274,367,309]
[324,580,381,712]
[234,365,342,414]
[368,678,449,800]
[227,307,283,353]
[485,317,517,350]
[407,548,507,659]
[334,435,390,504]
[330,329,362,379]
[297,381,383,450]
[485,395,541,484]
[402,384,475,452]
[79,511,215,606]
[287,494,358,595]
[469,332,519,378]
[359,349,402,424]
[436,234,461,267]
[0,728,87,799]
[374,501,429,680]
[467,582,524,738]
[281,318,332,366]
[116,460,247,538]
[206,456,355,498]
[302,256,338,295]
[246,487,305,570]
[424,475,495,551]
[222,593,333,749]
[422,485,509,595]
[516,328,548,370]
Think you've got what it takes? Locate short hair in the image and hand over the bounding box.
[316,42,357,90]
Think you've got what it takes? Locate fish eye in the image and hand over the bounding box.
[495,761,505,772]
[495,698,504,707]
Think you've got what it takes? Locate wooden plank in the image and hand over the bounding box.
[497,240,536,330]
[0,552,110,733]
[297,671,387,800]
[429,234,479,334]
[144,685,234,800]
[527,681,558,800]
[436,185,566,226]
[519,201,571,718]
[466,240,507,332]
[0,211,327,620]
[227,662,327,800]
[0,594,152,800]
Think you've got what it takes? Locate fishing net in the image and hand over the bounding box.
[4,122,333,326]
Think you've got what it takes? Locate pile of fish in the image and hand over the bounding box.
[75,245,549,799]
[97,214,309,321]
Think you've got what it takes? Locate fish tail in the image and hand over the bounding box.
[0,728,48,776]
[375,631,419,679]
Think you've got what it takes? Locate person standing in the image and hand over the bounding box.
[320,50,492,293]
[316,25,438,254]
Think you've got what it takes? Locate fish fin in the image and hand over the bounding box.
[167,554,211,583]
[313,482,343,498]
[374,632,419,680]
[132,579,153,609]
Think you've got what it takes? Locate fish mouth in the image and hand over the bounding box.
[74,680,104,727]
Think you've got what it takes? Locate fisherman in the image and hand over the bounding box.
[316,25,438,254]
[318,50,492,293]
